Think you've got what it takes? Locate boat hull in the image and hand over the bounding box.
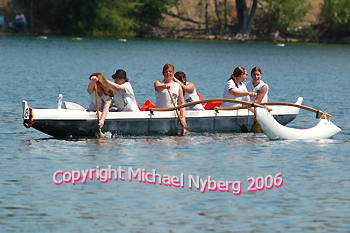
[31,115,299,137]
[22,98,303,137]
[25,109,298,137]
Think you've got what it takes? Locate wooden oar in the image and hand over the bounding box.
[167,89,187,136]
[94,83,103,138]
[262,102,332,119]
[150,98,272,112]
[251,97,263,133]
[214,105,251,111]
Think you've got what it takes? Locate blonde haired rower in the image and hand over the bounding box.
[154,63,187,128]
[87,73,115,128]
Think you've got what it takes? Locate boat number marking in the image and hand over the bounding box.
[24,107,30,119]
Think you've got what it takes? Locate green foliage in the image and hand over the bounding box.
[135,0,179,35]
[319,0,350,34]
[255,0,310,35]
[34,0,137,37]
[33,0,178,37]
[88,0,137,37]
[137,0,171,26]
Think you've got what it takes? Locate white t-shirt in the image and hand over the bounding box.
[112,82,140,111]
[156,81,180,108]
[221,79,250,107]
[184,82,204,110]
[16,14,26,23]
[88,91,112,111]
[246,80,268,103]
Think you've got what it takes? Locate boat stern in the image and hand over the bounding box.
[22,100,34,128]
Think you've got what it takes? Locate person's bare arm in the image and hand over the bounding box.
[108,80,125,92]
[154,80,171,92]
[173,77,195,94]
[255,85,268,103]
[228,88,256,98]
[177,86,187,128]
[87,76,98,94]
[99,98,112,128]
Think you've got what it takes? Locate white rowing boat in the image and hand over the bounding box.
[256,107,341,140]
[22,95,303,137]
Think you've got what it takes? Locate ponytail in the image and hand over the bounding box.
[229,66,246,88]
[230,74,239,88]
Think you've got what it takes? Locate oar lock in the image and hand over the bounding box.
[316,109,329,119]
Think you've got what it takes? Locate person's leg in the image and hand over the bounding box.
[17,22,25,32]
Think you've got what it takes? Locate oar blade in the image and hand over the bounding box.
[180,128,185,136]
[251,122,263,133]
[98,128,103,138]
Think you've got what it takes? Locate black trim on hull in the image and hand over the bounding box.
[31,114,298,137]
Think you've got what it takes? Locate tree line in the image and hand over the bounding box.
[27,0,350,42]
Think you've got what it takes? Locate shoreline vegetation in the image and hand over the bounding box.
[1,0,349,44]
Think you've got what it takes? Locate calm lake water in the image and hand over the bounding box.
[1,35,350,232]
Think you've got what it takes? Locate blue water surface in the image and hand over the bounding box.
[0,35,349,232]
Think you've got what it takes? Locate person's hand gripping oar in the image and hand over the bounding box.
[94,82,103,138]
[167,89,188,136]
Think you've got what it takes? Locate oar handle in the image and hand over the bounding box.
[262,102,332,119]
[150,98,271,112]
[94,83,103,138]
[167,89,187,134]
[214,105,251,111]
[253,96,257,119]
